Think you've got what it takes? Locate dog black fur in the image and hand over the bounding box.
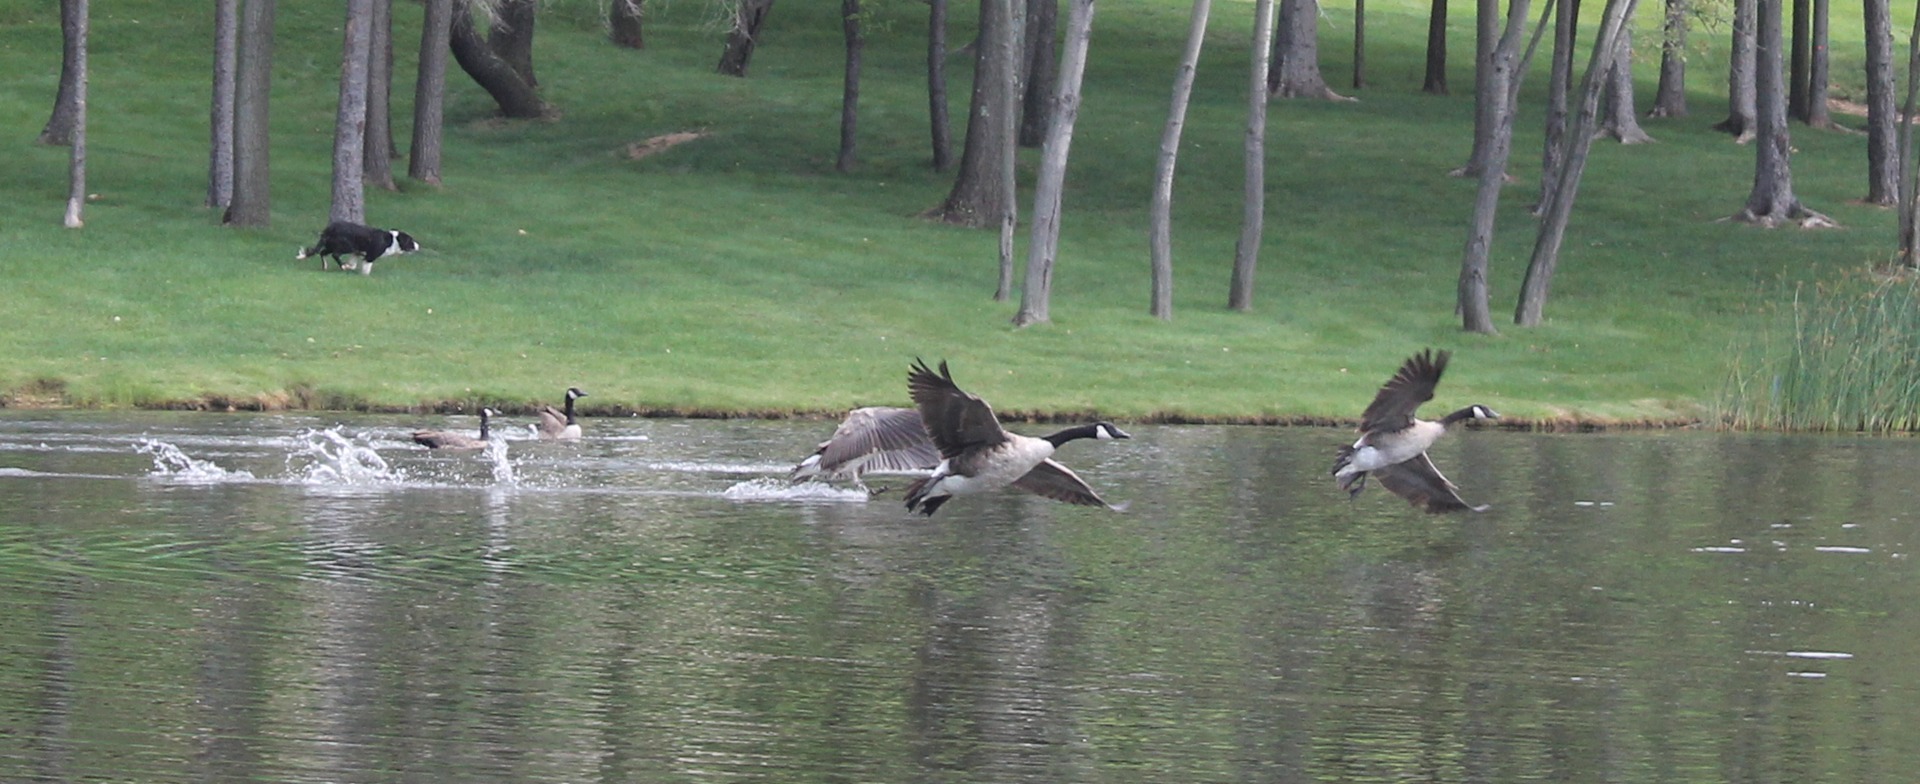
[296,221,421,275]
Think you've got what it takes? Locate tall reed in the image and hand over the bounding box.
[1721,269,1920,431]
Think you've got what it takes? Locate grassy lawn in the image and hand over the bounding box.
[0,0,1900,425]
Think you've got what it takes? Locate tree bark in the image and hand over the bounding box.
[837,0,864,173]
[1230,0,1279,312]
[1732,0,1831,227]
[1268,0,1346,100]
[1804,0,1832,127]
[996,0,1026,301]
[1514,0,1639,326]
[1453,0,1500,175]
[207,0,238,208]
[489,0,538,87]
[1352,0,1366,89]
[718,0,777,76]
[1423,0,1448,94]
[450,0,547,118]
[1900,0,1920,265]
[224,0,275,227]
[1014,0,1095,328]
[1863,0,1898,205]
[932,0,1020,229]
[1788,0,1809,121]
[363,0,397,191]
[1534,0,1576,213]
[1714,0,1756,139]
[1019,0,1059,147]
[1149,0,1212,321]
[610,0,645,49]
[1459,0,1534,334]
[1647,0,1687,116]
[331,0,374,227]
[63,0,88,229]
[1595,27,1653,142]
[38,0,85,146]
[927,0,953,171]
[410,0,452,184]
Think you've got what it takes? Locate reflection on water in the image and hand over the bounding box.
[1,411,1918,782]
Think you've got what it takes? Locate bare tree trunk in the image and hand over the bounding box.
[1534,0,1576,213]
[1595,27,1653,142]
[1732,0,1831,227]
[1453,0,1499,175]
[1149,0,1212,321]
[718,0,776,76]
[1901,0,1920,265]
[410,0,452,184]
[610,0,644,49]
[364,0,397,191]
[1647,0,1687,116]
[933,0,1020,229]
[1804,0,1832,127]
[224,0,275,227]
[837,0,863,173]
[1423,0,1448,93]
[997,0,1027,302]
[39,0,85,146]
[1788,0,1809,121]
[1458,0,1541,334]
[207,0,238,208]
[331,0,373,227]
[490,0,538,87]
[1352,0,1366,89]
[63,0,88,229]
[1863,0,1898,205]
[1514,0,1639,326]
[1268,0,1346,99]
[1014,0,1095,328]
[1714,0,1757,139]
[450,0,547,117]
[1019,0,1059,147]
[1230,0,1279,312]
[927,0,953,171]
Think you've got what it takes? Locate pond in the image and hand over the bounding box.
[0,410,1916,783]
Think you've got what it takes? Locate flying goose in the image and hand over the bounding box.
[536,387,588,440]
[789,406,942,488]
[902,358,1130,516]
[412,408,498,450]
[1331,349,1498,513]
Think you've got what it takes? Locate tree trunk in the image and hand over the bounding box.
[489,0,538,87]
[996,0,1026,301]
[1732,0,1831,227]
[1804,0,1832,127]
[63,0,88,229]
[1014,0,1095,328]
[1459,0,1533,334]
[364,0,397,191]
[837,0,863,173]
[1230,0,1279,312]
[331,0,374,227]
[450,0,547,118]
[207,0,238,208]
[1900,0,1920,265]
[1514,0,1639,326]
[1715,0,1757,139]
[1534,0,1576,213]
[1268,0,1346,99]
[1423,0,1448,94]
[1019,0,1059,147]
[1788,0,1809,121]
[927,0,953,171]
[410,0,452,184]
[1595,26,1653,142]
[1647,0,1687,116]
[1453,0,1500,175]
[38,0,85,146]
[932,0,1020,229]
[224,0,275,227]
[718,0,776,77]
[1352,0,1366,89]
[1149,0,1212,322]
[610,0,644,49]
[1863,0,1898,205]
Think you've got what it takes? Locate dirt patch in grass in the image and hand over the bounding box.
[625,131,707,160]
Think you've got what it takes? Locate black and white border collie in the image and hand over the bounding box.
[296,220,420,275]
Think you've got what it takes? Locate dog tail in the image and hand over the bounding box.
[296,245,312,260]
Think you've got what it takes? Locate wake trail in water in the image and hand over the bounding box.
[138,439,256,483]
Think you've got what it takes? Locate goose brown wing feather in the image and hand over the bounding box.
[1371,452,1486,513]
[536,406,567,436]
[1359,349,1450,433]
[1011,459,1111,507]
[908,358,1009,459]
[814,407,941,473]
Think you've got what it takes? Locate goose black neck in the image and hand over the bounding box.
[1438,406,1479,426]
[478,412,491,439]
[564,394,577,424]
[1042,423,1105,447]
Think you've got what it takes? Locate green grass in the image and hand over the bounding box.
[1720,269,1920,431]
[0,0,1903,425]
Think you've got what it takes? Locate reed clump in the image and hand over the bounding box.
[1721,268,1920,432]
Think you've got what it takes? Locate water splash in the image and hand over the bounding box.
[287,427,406,485]
[482,438,517,486]
[722,477,871,503]
[136,439,255,483]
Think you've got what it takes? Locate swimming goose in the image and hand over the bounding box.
[902,358,1130,516]
[789,406,941,488]
[412,408,498,450]
[1331,349,1497,513]
[536,387,588,440]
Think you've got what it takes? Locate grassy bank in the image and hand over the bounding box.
[0,0,1899,425]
